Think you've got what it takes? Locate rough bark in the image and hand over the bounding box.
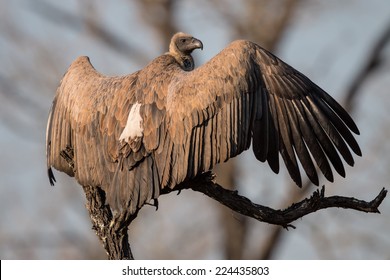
[82,185,137,260]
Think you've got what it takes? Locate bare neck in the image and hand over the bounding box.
[168,45,195,71]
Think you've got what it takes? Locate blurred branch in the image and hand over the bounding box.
[258,179,313,259]
[136,0,177,47]
[0,74,47,142]
[344,22,390,112]
[30,0,150,65]
[210,0,299,50]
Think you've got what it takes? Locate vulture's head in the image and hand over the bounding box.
[170,32,203,55]
[169,32,203,71]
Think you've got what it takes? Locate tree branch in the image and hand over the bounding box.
[168,172,387,229]
[81,171,386,259]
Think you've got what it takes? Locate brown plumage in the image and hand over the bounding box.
[46,32,361,213]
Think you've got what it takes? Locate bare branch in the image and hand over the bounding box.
[83,170,386,259]
[169,172,387,229]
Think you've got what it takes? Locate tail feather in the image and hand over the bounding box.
[48,167,56,186]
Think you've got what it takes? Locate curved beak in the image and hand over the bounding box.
[191,37,203,50]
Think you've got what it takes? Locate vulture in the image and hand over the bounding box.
[46,32,361,213]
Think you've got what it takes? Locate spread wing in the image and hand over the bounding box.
[46,56,162,213]
[47,40,361,214]
[165,40,361,188]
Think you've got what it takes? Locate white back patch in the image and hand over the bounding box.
[119,102,143,142]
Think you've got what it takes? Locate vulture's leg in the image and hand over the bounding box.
[82,185,137,260]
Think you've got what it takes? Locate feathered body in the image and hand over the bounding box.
[46,33,361,213]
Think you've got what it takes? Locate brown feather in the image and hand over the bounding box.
[46,36,361,215]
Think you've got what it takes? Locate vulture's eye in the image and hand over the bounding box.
[180,38,187,43]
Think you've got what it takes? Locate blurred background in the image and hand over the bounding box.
[1,0,390,259]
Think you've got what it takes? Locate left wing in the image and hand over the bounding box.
[163,40,361,187]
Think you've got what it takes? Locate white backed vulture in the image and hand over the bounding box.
[46,32,361,213]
